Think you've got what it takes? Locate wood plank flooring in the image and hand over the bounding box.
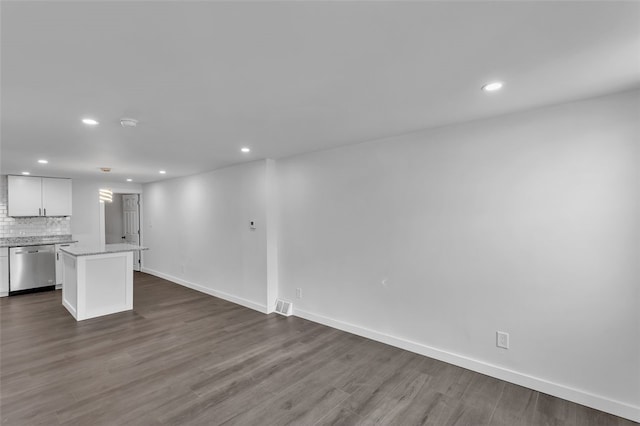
[0,272,636,425]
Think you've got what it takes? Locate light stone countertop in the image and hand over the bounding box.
[0,235,77,248]
[60,243,148,257]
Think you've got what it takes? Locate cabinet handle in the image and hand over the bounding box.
[39,208,42,216]
[57,253,59,261]
[44,208,47,216]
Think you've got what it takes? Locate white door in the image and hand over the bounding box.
[42,178,72,216]
[122,194,141,271]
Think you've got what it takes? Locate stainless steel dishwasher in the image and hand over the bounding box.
[9,245,56,294]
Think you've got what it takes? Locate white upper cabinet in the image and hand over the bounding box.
[8,175,43,216]
[8,175,72,217]
[42,177,72,216]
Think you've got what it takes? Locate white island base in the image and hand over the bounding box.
[61,244,146,321]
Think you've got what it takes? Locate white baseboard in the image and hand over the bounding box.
[295,308,639,423]
[62,299,77,320]
[141,267,268,314]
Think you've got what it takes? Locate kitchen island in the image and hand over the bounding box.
[60,243,148,321]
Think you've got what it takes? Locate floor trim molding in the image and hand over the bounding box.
[141,267,268,314]
[295,308,639,422]
[62,299,77,320]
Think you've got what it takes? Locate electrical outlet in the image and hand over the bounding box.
[296,288,302,299]
[496,331,509,349]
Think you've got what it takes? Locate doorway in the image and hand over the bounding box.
[104,193,141,271]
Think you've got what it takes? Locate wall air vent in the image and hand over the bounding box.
[274,299,293,316]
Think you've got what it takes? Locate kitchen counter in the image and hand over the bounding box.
[60,243,148,257]
[0,235,77,248]
[60,243,148,321]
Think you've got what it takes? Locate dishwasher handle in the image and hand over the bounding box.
[13,249,41,255]
[11,245,56,255]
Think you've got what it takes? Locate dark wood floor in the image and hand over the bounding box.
[0,272,635,426]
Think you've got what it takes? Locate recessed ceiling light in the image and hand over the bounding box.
[482,81,503,92]
[126,178,132,182]
[241,147,251,153]
[21,171,30,175]
[38,159,48,164]
[159,170,166,174]
[82,118,99,125]
[120,118,138,128]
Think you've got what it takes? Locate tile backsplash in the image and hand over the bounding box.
[0,175,71,238]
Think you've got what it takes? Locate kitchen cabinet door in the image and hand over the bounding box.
[54,244,71,286]
[42,178,72,216]
[0,248,8,296]
[8,175,43,216]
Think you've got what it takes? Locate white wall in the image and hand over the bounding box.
[72,179,142,246]
[142,160,271,312]
[104,194,124,244]
[276,90,639,419]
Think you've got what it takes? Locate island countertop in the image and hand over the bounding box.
[60,243,148,257]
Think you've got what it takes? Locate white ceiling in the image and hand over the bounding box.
[2,1,639,183]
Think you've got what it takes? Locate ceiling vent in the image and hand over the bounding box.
[274,299,293,316]
[120,118,138,128]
